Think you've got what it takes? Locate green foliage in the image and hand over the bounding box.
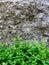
[0,38,49,65]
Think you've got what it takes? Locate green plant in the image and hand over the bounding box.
[0,38,49,65]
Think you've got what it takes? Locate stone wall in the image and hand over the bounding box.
[0,0,49,44]
[0,0,21,2]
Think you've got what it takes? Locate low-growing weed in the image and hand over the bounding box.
[0,38,49,65]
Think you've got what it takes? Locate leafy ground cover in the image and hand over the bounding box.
[0,37,49,65]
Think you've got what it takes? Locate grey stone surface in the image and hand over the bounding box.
[0,0,49,44]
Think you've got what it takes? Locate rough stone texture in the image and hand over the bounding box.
[0,0,49,44]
